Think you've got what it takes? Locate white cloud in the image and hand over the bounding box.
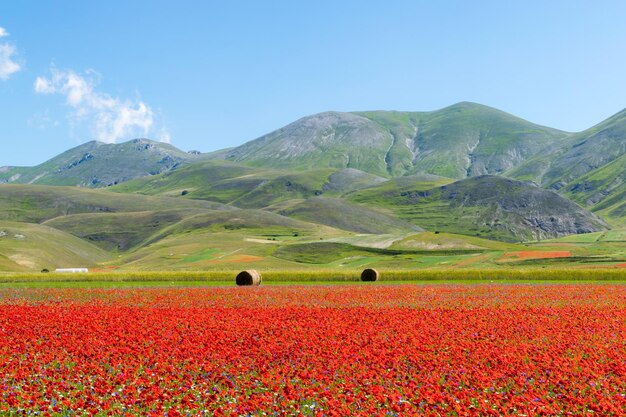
[0,26,21,80]
[34,68,168,144]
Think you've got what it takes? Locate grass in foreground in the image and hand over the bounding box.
[0,268,625,287]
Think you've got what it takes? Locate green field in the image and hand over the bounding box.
[1,193,624,273]
[1,171,624,275]
[1,268,625,289]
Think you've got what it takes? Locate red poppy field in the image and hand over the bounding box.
[0,284,624,416]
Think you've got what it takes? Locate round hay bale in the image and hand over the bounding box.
[361,268,380,282]
[236,269,262,286]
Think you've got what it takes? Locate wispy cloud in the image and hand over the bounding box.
[34,68,166,144]
[158,128,172,144]
[0,26,21,80]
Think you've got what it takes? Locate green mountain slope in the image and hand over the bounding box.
[221,102,571,179]
[563,153,625,225]
[506,107,626,222]
[539,107,626,190]
[349,176,608,242]
[0,138,206,187]
[590,187,626,227]
[223,111,393,176]
[358,103,572,178]
[507,107,626,188]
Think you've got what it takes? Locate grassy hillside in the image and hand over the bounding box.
[113,163,387,207]
[349,176,608,242]
[389,232,521,251]
[0,221,110,271]
[562,154,626,226]
[547,228,626,243]
[2,180,337,253]
[276,197,422,234]
[104,224,346,271]
[42,209,204,251]
[346,174,453,204]
[110,159,268,201]
[322,168,387,193]
[273,242,403,264]
[130,207,339,253]
[230,170,333,208]
[593,190,626,227]
[358,103,572,178]
[0,184,226,223]
[539,107,626,190]
[0,206,621,273]
[508,107,626,192]
[271,241,503,269]
[147,209,323,237]
[0,139,207,187]
[505,107,626,227]
[222,111,394,176]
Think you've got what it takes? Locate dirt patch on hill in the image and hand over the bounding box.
[8,255,37,269]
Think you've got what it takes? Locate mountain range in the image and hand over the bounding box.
[0,102,624,271]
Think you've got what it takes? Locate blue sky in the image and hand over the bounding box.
[1,0,626,166]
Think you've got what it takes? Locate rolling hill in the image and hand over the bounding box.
[276,197,422,234]
[42,209,204,251]
[112,162,388,206]
[111,159,269,202]
[0,221,110,271]
[0,184,227,224]
[348,176,608,241]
